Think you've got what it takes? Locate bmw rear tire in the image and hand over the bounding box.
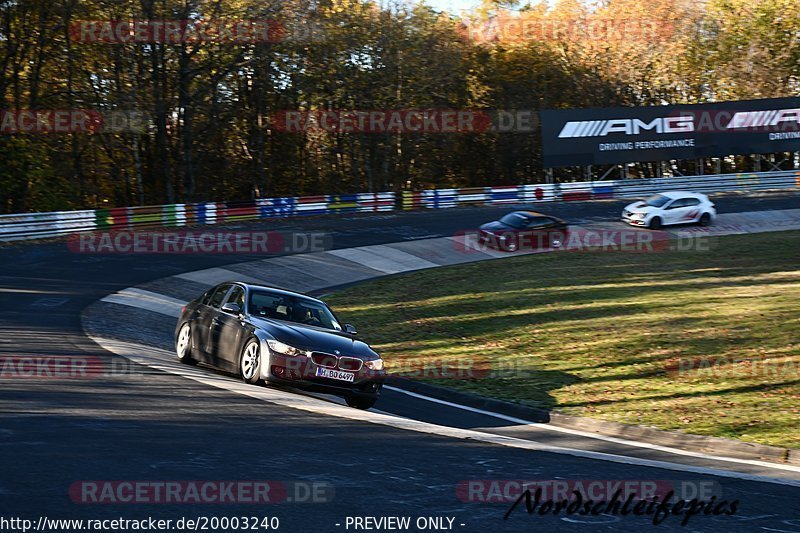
[176,323,196,365]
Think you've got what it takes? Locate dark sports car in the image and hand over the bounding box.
[478,210,569,251]
[174,282,385,409]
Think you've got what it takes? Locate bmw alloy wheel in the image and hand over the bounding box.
[240,340,262,384]
[176,323,195,365]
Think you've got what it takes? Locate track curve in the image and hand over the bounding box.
[2,192,800,532]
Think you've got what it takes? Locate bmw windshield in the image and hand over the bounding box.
[248,290,342,331]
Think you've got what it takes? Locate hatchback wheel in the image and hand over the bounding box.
[649,216,662,230]
[699,213,711,226]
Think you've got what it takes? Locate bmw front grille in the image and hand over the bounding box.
[310,352,363,371]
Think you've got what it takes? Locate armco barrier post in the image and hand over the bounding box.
[402,190,421,210]
[591,183,614,199]
[357,192,393,212]
[356,193,375,212]
[402,190,411,210]
[183,203,196,226]
[95,208,111,228]
[736,173,759,189]
[108,207,129,229]
[433,189,457,209]
[561,182,591,202]
[296,195,330,216]
[203,202,218,224]
[162,204,178,227]
[456,187,488,206]
[132,205,165,228]
[522,184,552,202]
[488,186,520,204]
[222,201,259,223]
[329,194,358,213]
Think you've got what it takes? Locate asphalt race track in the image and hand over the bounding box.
[1,192,800,532]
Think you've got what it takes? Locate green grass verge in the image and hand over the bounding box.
[326,231,800,449]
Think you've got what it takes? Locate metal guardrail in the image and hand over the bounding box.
[402,170,800,209]
[1,171,798,242]
[0,192,394,242]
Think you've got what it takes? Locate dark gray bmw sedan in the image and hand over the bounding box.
[175,282,385,409]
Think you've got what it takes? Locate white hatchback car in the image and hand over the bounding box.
[621,191,716,229]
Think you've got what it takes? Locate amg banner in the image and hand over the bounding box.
[540,97,800,168]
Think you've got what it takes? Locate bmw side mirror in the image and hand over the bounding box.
[344,323,358,335]
[221,302,241,315]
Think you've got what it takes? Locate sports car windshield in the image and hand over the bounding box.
[644,194,671,208]
[248,290,342,331]
[499,213,527,229]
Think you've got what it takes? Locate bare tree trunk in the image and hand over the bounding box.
[178,44,195,202]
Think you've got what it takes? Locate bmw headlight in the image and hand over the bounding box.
[267,340,309,357]
[364,358,384,371]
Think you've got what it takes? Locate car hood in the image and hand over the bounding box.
[623,200,658,214]
[250,317,379,359]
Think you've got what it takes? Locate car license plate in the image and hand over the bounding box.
[315,367,355,382]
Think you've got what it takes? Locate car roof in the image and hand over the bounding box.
[659,191,707,199]
[224,282,325,304]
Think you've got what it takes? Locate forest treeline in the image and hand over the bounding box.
[1,0,798,212]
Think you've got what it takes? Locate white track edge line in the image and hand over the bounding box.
[384,386,800,474]
[87,335,800,488]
